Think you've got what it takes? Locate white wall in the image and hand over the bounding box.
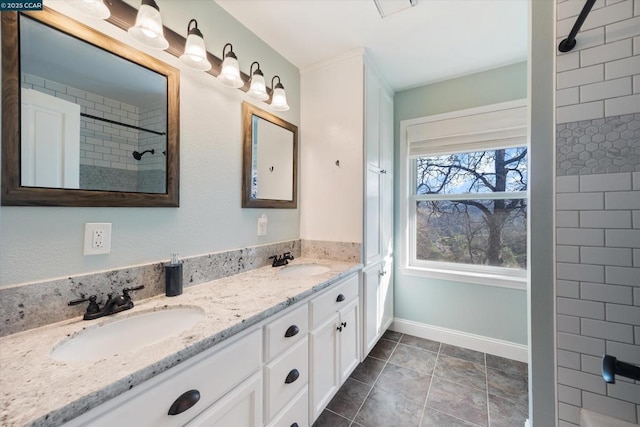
[299,52,364,243]
[0,0,301,286]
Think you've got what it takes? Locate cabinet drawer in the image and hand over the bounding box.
[264,336,309,422]
[310,274,358,328]
[264,304,308,362]
[65,329,262,427]
[266,387,308,427]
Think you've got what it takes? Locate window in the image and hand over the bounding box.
[400,101,528,288]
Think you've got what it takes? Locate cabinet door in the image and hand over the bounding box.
[365,165,382,264]
[186,372,262,427]
[379,259,394,333]
[380,88,394,262]
[362,265,381,356]
[309,312,340,422]
[365,65,381,169]
[338,299,360,384]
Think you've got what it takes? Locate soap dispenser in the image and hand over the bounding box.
[165,252,183,297]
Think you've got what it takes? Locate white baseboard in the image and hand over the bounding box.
[391,318,528,363]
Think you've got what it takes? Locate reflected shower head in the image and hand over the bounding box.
[132,149,155,161]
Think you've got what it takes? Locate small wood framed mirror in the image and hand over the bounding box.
[242,102,298,209]
[1,8,180,207]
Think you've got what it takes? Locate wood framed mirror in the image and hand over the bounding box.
[242,102,298,209]
[1,8,180,207]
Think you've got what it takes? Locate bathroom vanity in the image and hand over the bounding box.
[0,259,361,427]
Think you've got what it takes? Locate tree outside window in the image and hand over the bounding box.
[413,147,528,270]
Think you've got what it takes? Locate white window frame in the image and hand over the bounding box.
[399,99,528,290]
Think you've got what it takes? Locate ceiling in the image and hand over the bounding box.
[216,0,528,92]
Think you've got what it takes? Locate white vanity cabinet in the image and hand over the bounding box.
[64,329,263,427]
[309,274,360,423]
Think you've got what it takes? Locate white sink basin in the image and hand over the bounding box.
[278,263,331,277]
[51,306,205,361]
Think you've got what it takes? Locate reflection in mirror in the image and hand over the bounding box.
[20,14,167,193]
[242,102,297,208]
[1,8,180,206]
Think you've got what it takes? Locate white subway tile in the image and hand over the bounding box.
[581,354,605,376]
[608,381,640,404]
[581,211,633,229]
[558,349,582,369]
[606,265,640,285]
[558,27,607,53]
[605,191,640,209]
[557,366,607,394]
[558,101,605,123]
[581,77,633,102]
[583,172,633,191]
[634,248,640,265]
[558,87,581,106]
[582,391,638,422]
[558,384,583,406]
[94,159,110,168]
[582,317,635,342]
[635,288,640,305]
[581,282,635,303]
[557,211,580,227]
[558,192,605,210]
[607,15,640,42]
[558,296,606,318]
[583,246,634,267]
[582,39,633,66]
[635,35,640,54]
[558,280,582,298]
[607,341,640,363]
[558,245,581,262]
[557,176,581,193]
[606,55,640,79]
[605,93,640,116]
[558,0,598,20]
[607,303,640,324]
[634,75,640,93]
[635,326,640,343]
[559,402,581,424]
[634,172,640,190]
[558,51,581,72]
[557,228,605,246]
[605,229,640,247]
[558,1,632,36]
[559,314,583,333]
[558,64,605,89]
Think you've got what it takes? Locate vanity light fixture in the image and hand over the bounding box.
[269,76,290,112]
[63,0,111,19]
[217,43,244,88]
[180,19,212,71]
[128,0,169,50]
[247,62,269,101]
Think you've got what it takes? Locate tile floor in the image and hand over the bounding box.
[313,330,528,427]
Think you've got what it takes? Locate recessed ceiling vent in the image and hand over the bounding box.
[373,0,417,18]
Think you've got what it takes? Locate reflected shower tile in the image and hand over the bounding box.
[426,377,488,426]
[400,334,441,353]
[389,343,438,376]
[434,354,487,391]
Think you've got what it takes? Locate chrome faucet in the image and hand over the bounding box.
[269,252,295,267]
[68,285,145,320]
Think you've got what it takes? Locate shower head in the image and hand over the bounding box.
[132,149,155,161]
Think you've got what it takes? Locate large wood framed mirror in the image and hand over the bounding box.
[1,8,180,207]
[242,102,298,209]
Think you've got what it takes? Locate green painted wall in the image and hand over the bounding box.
[393,62,529,345]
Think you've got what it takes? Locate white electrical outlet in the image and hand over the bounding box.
[84,223,111,255]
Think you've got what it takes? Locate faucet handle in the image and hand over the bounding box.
[68,295,100,315]
[122,285,144,298]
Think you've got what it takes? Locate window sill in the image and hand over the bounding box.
[399,266,527,290]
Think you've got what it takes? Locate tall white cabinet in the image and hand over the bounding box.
[300,50,394,361]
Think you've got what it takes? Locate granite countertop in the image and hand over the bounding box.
[0,258,361,427]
